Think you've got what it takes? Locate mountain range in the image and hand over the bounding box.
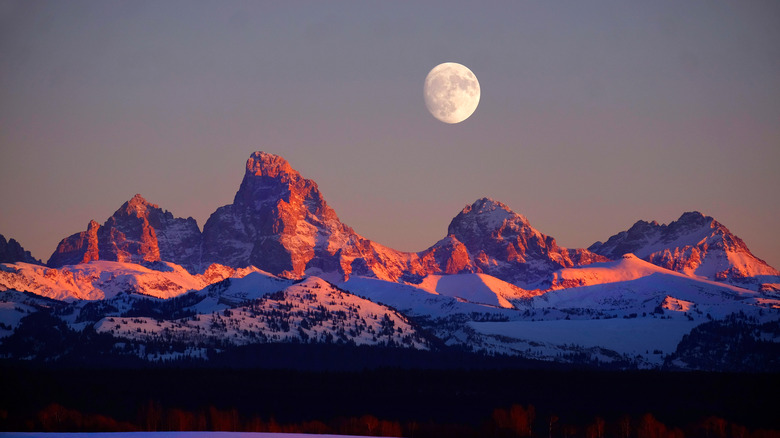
[1,151,778,371]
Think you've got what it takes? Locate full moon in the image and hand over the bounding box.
[424,62,481,124]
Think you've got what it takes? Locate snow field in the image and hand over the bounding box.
[0,433,376,438]
[470,317,699,359]
[95,277,429,351]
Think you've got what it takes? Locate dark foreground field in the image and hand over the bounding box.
[1,360,778,437]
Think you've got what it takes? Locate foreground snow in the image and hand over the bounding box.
[0,433,374,438]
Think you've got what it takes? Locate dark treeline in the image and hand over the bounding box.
[1,365,778,437]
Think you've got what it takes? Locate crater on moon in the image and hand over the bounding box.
[424,62,481,124]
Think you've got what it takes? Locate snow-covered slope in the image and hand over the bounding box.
[186,270,296,313]
[589,212,780,290]
[460,268,779,368]
[94,276,430,354]
[0,290,59,337]
[424,198,608,288]
[339,275,518,319]
[548,253,692,289]
[3,151,779,370]
[0,261,261,301]
[340,255,779,368]
[536,270,770,319]
[417,273,537,308]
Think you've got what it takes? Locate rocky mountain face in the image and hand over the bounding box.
[0,234,41,265]
[589,212,780,288]
[200,151,413,280]
[36,152,777,291]
[198,153,605,285]
[47,195,202,272]
[420,198,609,287]
[3,151,780,371]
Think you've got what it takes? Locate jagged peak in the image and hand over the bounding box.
[665,211,726,237]
[462,197,510,214]
[245,151,300,180]
[626,219,659,232]
[115,194,160,217]
[623,213,715,236]
[457,198,529,224]
[447,198,532,240]
[675,211,715,228]
[127,193,155,207]
[0,233,43,265]
[431,235,464,248]
[678,210,706,220]
[676,211,705,222]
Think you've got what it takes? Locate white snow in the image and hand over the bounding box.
[549,253,688,288]
[0,433,373,438]
[0,261,262,302]
[470,318,697,358]
[0,300,35,337]
[95,276,429,353]
[339,276,516,318]
[629,226,710,259]
[188,271,294,313]
[537,268,767,318]
[417,273,533,308]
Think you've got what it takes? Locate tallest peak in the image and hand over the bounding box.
[245,151,298,179]
[128,193,150,205]
[123,194,158,212]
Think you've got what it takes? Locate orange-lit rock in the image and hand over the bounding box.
[589,211,780,287]
[47,195,201,271]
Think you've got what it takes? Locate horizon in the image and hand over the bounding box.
[1,1,779,268]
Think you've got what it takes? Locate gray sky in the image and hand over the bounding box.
[1,1,779,268]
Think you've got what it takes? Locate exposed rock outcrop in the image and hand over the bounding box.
[589,212,780,288]
[48,195,202,272]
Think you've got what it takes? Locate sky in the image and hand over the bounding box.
[1,1,779,269]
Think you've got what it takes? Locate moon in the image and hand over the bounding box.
[424,62,481,124]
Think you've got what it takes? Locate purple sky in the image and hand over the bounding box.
[1,1,779,268]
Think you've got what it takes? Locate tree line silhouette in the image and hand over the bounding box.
[18,401,780,438]
[2,366,777,438]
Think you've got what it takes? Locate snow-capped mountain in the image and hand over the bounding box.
[0,234,42,265]
[200,151,413,281]
[1,151,779,371]
[1,253,777,370]
[35,152,779,292]
[48,195,202,272]
[589,212,780,290]
[199,153,607,286]
[426,198,609,288]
